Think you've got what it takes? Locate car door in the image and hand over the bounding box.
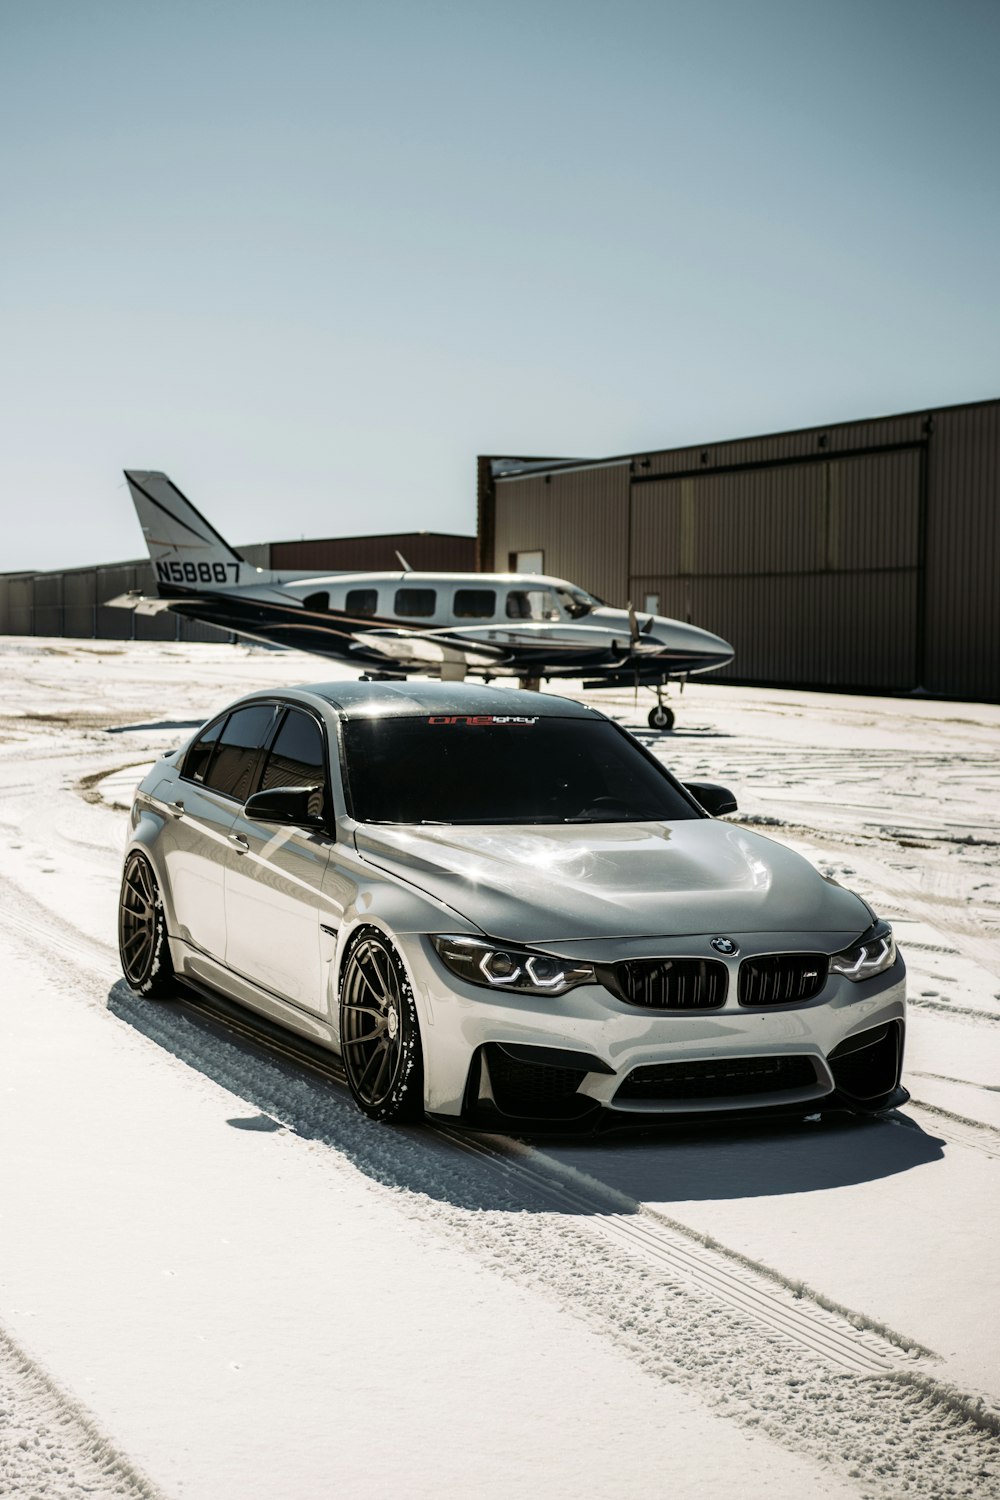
[224,705,344,1012]
[156,702,280,960]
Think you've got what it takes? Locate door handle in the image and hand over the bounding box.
[229,834,250,853]
[168,800,185,817]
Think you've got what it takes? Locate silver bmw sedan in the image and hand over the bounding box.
[118,681,907,1129]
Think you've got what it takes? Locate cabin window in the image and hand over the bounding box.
[302,591,329,612]
[395,588,436,618]
[346,588,378,617]
[453,588,496,619]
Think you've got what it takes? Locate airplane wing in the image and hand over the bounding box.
[350,627,509,671]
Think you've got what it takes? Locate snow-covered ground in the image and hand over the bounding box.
[1,637,999,1499]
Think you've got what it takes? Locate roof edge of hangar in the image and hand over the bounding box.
[305,680,600,718]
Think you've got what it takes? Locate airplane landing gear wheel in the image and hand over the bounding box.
[647,704,675,732]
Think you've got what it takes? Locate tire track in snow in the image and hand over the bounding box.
[437,1127,924,1371]
[0,1324,165,1500]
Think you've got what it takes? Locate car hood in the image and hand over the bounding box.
[353,820,871,946]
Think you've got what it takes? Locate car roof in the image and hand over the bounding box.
[297,679,602,720]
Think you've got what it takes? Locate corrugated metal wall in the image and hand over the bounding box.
[0,560,239,643]
[271,532,475,572]
[487,398,1000,699]
[492,463,631,604]
[629,450,922,688]
[0,533,474,643]
[924,402,1000,697]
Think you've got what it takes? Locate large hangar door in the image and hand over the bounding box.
[630,449,922,689]
[493,463,630,606]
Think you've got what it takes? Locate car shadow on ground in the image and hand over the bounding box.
[539,1108,943,1205]
[107,979,944,1215]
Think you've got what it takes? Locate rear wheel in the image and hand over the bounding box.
[647,704,675,731]
[118,851,175,998]
[339,931,424,1122]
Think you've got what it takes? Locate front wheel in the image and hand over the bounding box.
[118,851,175,998]
[647,704,675,731]
[339,932,424,1122]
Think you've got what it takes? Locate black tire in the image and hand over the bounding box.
[647,705,675,731]
[118,851,176,999]
[339,931,424,1123]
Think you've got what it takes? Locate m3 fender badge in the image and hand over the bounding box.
[710,936,739,956]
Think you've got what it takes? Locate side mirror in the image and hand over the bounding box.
[684,781,738,817]
[244,784,325,827]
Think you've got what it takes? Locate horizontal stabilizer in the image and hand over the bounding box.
[104,591,178,615]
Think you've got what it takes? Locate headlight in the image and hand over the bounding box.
[830,920,897,983]
[430,935,595,997]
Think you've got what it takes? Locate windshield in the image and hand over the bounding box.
[505,585,601,622]
[341,716,698,825]
[556,585,599,618]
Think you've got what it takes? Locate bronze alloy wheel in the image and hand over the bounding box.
[339,932,423,1122]
[118,851,175,998]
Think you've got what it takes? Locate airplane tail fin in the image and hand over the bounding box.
[124,470,269,590]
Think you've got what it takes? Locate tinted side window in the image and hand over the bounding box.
[302,591,329,611]
[204,704,278,801]
[346,588,378,617]
[184,717,225,783]
[454,588,496,619]
[259,709,327,798]
[395,588,436,617]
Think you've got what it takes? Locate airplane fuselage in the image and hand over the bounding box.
[154,568,734,683]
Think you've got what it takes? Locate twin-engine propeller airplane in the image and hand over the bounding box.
[109,470,734,729]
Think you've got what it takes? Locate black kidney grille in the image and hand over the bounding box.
[615,958,728,1010]
[616,1054,818,1102]
[738,954,829,1007]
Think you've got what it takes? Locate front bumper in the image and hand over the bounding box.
[399,934,907,1128]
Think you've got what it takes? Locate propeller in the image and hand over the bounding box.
[625,601,658,705]
[626,601,639,705]
[626,601,656,646]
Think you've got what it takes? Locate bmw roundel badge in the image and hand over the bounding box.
[710,936,739,956]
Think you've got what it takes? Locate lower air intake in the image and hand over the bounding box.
[484,1045,591,1120]
[828,1022,903,1102]
[615,1054,818,1103]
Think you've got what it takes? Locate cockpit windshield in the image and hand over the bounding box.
[556,585,600,618]
[505,585,601,622]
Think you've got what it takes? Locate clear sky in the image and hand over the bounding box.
[2,0,998,571]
